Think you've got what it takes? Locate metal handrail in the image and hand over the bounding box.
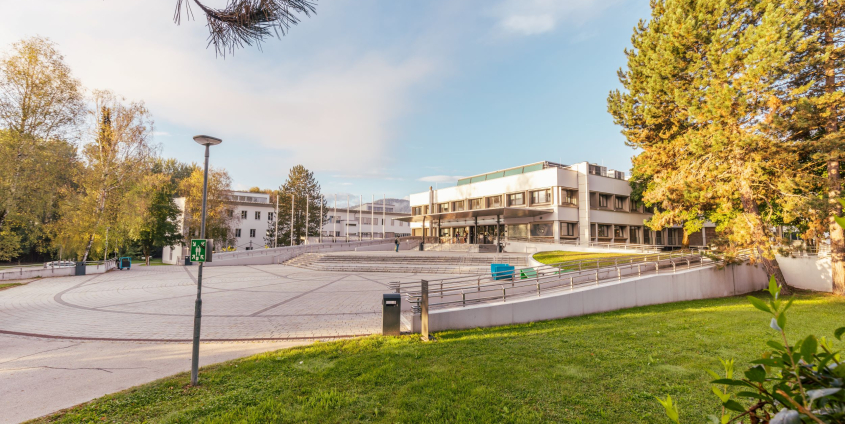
[390,250,718,312]
[213,239,392,260]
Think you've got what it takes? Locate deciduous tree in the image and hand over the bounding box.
[609,0,812,292]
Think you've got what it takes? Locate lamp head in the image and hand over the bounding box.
[193,135,222,146]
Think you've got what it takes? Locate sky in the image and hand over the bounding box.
[2,0,652,202]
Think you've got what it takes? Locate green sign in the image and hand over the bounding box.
[190,239,213,262]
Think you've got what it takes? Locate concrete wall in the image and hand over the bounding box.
[504,241,654,257]
[778,255,833,292]
[413,263,768,332]
[354,241,420,252]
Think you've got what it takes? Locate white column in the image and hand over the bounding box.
[574,162,591,246]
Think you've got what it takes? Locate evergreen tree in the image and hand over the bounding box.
[266,165,326,247]
[780,0,845,293]
[137,182,181,265]
[609,0,811,292]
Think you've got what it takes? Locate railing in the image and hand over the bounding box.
[389,250,712,313]
[0,258,117,279]
[778,243,831,257]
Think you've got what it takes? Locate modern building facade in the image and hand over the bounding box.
[322,207,412,239]
[402,161,714,247]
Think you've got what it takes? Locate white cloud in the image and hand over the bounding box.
[502,15,556,35]
[492,0,619,36]
[418,175,465,183]
[0,1,438,174]
[153,131,170,137]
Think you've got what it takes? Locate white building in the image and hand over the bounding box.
[163,191,275,264]
[401,161,715,247]
[321,207,412,240]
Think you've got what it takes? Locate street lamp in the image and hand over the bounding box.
[190,134,222,386]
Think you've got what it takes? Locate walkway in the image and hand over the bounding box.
[0,264,453,422]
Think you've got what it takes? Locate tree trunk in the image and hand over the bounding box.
[822,11,845,294]
[682,228,690,249]
[738,178,791,294]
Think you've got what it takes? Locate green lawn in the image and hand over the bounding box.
[0,282,24,291]
[532,250,640,271]
[31,293,845,424]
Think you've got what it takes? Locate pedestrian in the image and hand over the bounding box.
[394,237,400,252]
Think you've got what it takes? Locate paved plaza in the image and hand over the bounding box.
[0,264,450,423]
[0,264,446,341]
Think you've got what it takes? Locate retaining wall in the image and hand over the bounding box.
[777,255,832,292]
[413,263,768,332]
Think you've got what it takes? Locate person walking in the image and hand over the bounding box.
[394,237,400,252]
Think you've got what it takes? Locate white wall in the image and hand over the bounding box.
[413,263,768,332]
[778,256,833,292]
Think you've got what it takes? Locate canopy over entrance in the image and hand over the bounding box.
[396,207,552,223]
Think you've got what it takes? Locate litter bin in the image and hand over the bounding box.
[74,261,86,276]
[118,257,131,270]
[382,293,402,336]
[184,256,192,266]
[418,242,424,251]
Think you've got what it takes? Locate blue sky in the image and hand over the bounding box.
[3,0,651,202]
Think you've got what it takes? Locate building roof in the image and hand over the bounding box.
[456,161,568,187]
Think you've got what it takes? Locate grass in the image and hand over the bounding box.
[0,282,24,291]
[532,250,638,271]
[30,292,845,423]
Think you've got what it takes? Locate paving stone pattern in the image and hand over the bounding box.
[0,265,448,341]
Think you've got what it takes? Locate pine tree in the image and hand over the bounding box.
[609,0,812,292]
[266,165,326,247]
[780,0,845,293]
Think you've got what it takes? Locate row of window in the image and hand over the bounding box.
[325,216,406,226]
[235,228,257,238]
[594,193,635,212]
[413,188,580,215]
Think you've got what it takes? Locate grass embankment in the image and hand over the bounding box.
[532,250,638,270]
[0,282,24,291]
[136,258,169,266]
[32,293,845,423]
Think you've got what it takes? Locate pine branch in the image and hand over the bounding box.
[174,0,317,57]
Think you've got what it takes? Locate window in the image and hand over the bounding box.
[599,194,610,208]
[255,211,261,220]
[598,224,610,238]
[268,212,274,221]
[241,210,247,219]
[438,203,450,213]
[506,224,529,239]
[249,229,256,238]
[644,229,652,244]
[614,225,625,238]
[561,222,576,237]
[530,223,553,237]
[486,196,502,208]
[227,209,234,217]
[470,198,483,210]
[561,189,577,205]
[615,196,626,210]
[412,206,423,215]
[655,230,663,244]
[530,189,551,205]
[235,229,242,237]
[453,201,465,212]
[630,227,639,243]
[507,192,525,206]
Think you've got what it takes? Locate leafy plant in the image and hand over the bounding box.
[658,276,845,423]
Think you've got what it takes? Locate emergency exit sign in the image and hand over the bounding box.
[190,239,213,262]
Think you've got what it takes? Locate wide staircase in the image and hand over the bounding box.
[283,252,529,274]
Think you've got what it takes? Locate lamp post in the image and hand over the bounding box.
[190,134,222,386]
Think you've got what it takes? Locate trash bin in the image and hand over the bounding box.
[119,257,131,270]
[382,293,402,336]
[184,256,192,266]
[75,261,86,276]
[419,242,424,251]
